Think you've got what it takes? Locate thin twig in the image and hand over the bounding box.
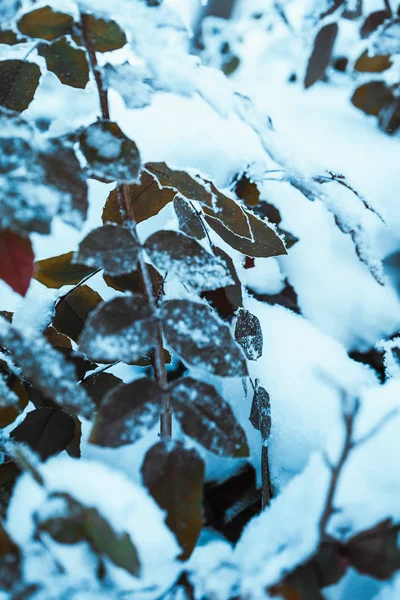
[80,15,172,438]
[80,360,121,384]
[383,0,393,15]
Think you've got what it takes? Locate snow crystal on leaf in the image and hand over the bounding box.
[0,372,18,408]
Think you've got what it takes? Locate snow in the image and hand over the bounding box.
[7,457,181,594]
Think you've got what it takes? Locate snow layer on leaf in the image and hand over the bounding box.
[7,456,180,593]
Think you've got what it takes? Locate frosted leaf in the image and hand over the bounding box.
[78,295,158,363]
[75,224,140,276]
[79,121,141,183]
[104,62,154,109]
[0,317,95,419]
[0,372,18,408]
[249,385,271,443]
[145,230,234,292]
[234,309,263,361]
[161,299,248,377]
[90,378,163,447]
[374,22,400,56]
[171,377,249,457]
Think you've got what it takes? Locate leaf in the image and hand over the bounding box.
[81,371,122,407]
[345,520,400,580]
[161,299,248,377]
[0,462,21,521]
[145,230,234,293]
[360,10,391,38]
[0,519,21,590]
[0,59,41,112]
[343,0,362,19]
[40,139,89,228]
[200,245,243,321]
[304,23,338,89]
[90,377,162,447]
[203,181,252,239]
[141,440,204,560]
[234,173,260,206]
[351,81,394,116]
[65,416,82,458]
[145,162,213,206]
[205,209,286,258]
[34,251,97,288]
[80,121,141,183]
[174,196,205,240]
[17,6,73,41]
[249,384,271,442]
[79,295,158,363]
[0,230,34,296]
[0,30,24,45]
[81,14,127,52]
[38,38,89,89]
[0,363,29,427]
[103,264,164,299]
[102,187,125,225]
[53,285,102,343]
[354,51,392,73]
[171,377,249,457]
[10,407,75,460]
[39,493,141,576]
[234,309,263,361]
[75,224,140,276]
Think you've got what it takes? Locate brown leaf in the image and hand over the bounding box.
[354,51,392,73]
[75,224,140,276]
[0,230,34,296]
[78,295,158,363]
[0,59,41,112]
[34,251,97,288]
[145,230,234,292]
[90,377,162,447]
[203,181,252,239]
[10,407,76,460]
[200,245,243,321]
[141,440,204,559]
[53,284,102,342]
[17,6,73,40]
[118,170,177,224]
[38,38,89,89]
[161,299,248,377]
[351,81,394,116]
[174,196,205,240]
[145,162,213,206]
[234,173,260,206]
[304,23,338,89]
[171,377,249,457]
[360,10,391,38]
[103,264,164,299]
[80,14,127,52]
[205,209,286,258]
[81,371,123,407]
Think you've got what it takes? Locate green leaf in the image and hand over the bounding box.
[205,209,287,258]
[0,60,41,112]
[161,299,248,377]
[90,378,163,447]
[34,251,98,288]
[304,23,338,89]
[39,493,141,576]
[81,14,127,52]
[141,440,204,560]
[75,224,140,276]
[234,308,263,361]
[17,6,73,41]
[145,162,213,206]
[80,121,141,183]
[78,295,158,363]
[145,230,234,293]
[53,285,102,342]
[171,377,249,457]
[38,38,89,88]
[174,196,205,240]
[10,407,76,460]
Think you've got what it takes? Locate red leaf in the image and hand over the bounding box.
[0,230,34,296]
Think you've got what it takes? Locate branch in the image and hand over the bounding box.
[80,13,172,438]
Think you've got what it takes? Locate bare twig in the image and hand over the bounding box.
[383,0,393,16]
[80,12,172,438]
